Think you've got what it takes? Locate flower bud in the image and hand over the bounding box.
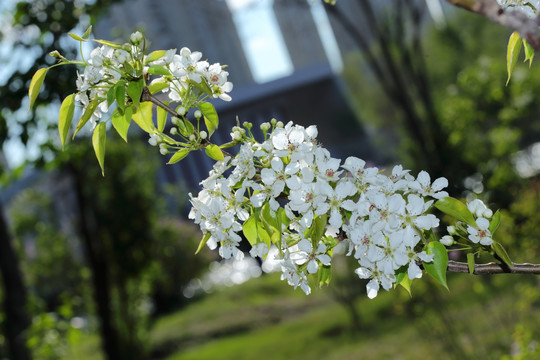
[194,110,202,119]
[159,145,168,155]
[189,134,196,141]
[271,118,277,126]
[243,121,252,130]
[483,209,493,219]
[276,121,284,128]
[170,127,178,135]
[199,131,207,139]
[130,31,143,44]
[447,225,456,235]
[260,122,270,131]
[177,107,186,116]
[440,235,454,246]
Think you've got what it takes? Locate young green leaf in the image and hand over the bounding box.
[28,68,48,110]
[167,148,191,164]
[147,65,170,76]
[423,241,449,290]
[115,80,126,113]
[395,269,412,296]
[195,232,211,255]
[145,50,167,64]
[111,107,131,142]
[198,102,219,137]
[492,241,513,268]
[106,85,117,108]
[73,100,100,138]
[489,210,501,234]
[92,122,107,176]
[93,39,124,49]
[58,94,75,149]
[467,253,475,275]
[205,144,225,161]
[132,101,155,133]
[148,81,169,94]
[506,31,522,85]
[68,32,86,42]
[127,79,144,108]
[82,25,93,39]
[312,214,328,244]
[156,106,168,132]
[318,266,332,288]
[434,197,476,227]
[242,215,271,247]
[523,38,534,68]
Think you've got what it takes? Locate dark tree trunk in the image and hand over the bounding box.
[0,204,31,360]
[69,164,121,360]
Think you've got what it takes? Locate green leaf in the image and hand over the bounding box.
[318,266,332,288]
[82,25,93,39]
[93,39,124,49]
[311,214,328,244]
[58,94,75,149]
[127,79,144,108]
[115,81,126,112]
[423,241,449,290]
[147,65,170,75]
[132,102,155,133]
[92,122,107,176]
[111,107,131,142]
[156,105,168,132]
[489,210,501,234]
[106,85,116,108]
[68,32,86,41]
[148,81,169,94]
[507,31,522,85]
[167,148,191,164]
[28,68,48,110]
[242,215,271,247]
[189,78,213,97]
[205,144,225,161]
[434,197,476,227]
[467,253,475,275]
[195,232,211,255]
[198,102,219,138]
[395,268,412,296]
[145,50,167,64]
[73,100,100,138]
[492,241,513,268]
[523,38,534,68]
[177,118,194,137]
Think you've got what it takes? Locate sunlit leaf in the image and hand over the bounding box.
[423,241,449,290]
[82,25,93,39]
[195,232,211,255]
[523,38,535,68]
[395,268,412,296]
[148,81,169,94]
[156,104,168,132]
[198,102,219,138]
[242,214,271,247]
[68,32,86,41]
[58,94,75,149]
[115,80,126,113]
[506,31,522,85]
[73,100,100,138]
[167,148,191,164]
[28,68,48,110]
[132,101,155,133]
[145,50,167,64]
[92,122,107,176]
[434,197,476,227]
[318,266,332,287]
[111,107,131,142]
[93,39,124,49]
[205,144,224,161]
[147,65,170,75]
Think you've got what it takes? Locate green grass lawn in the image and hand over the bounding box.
[64,270,540,360]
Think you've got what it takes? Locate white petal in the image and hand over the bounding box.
[307,259,319,274]
[366,279,380,299]
[408,262,423,279]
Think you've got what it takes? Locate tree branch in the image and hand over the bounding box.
[445,0,540,49]
[446,260,540,274]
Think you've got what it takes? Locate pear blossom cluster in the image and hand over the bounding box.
[188,121,456,298]
[73,31,232,131]
[497,0,539,17]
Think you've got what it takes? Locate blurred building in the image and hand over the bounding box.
[94,0,379,191]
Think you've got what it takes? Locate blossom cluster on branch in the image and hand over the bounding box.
[29,27,519,300]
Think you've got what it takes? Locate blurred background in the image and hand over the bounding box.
[1,0,540,359]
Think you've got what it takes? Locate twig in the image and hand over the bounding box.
[447,260,540,274]
[445,0,540,50]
